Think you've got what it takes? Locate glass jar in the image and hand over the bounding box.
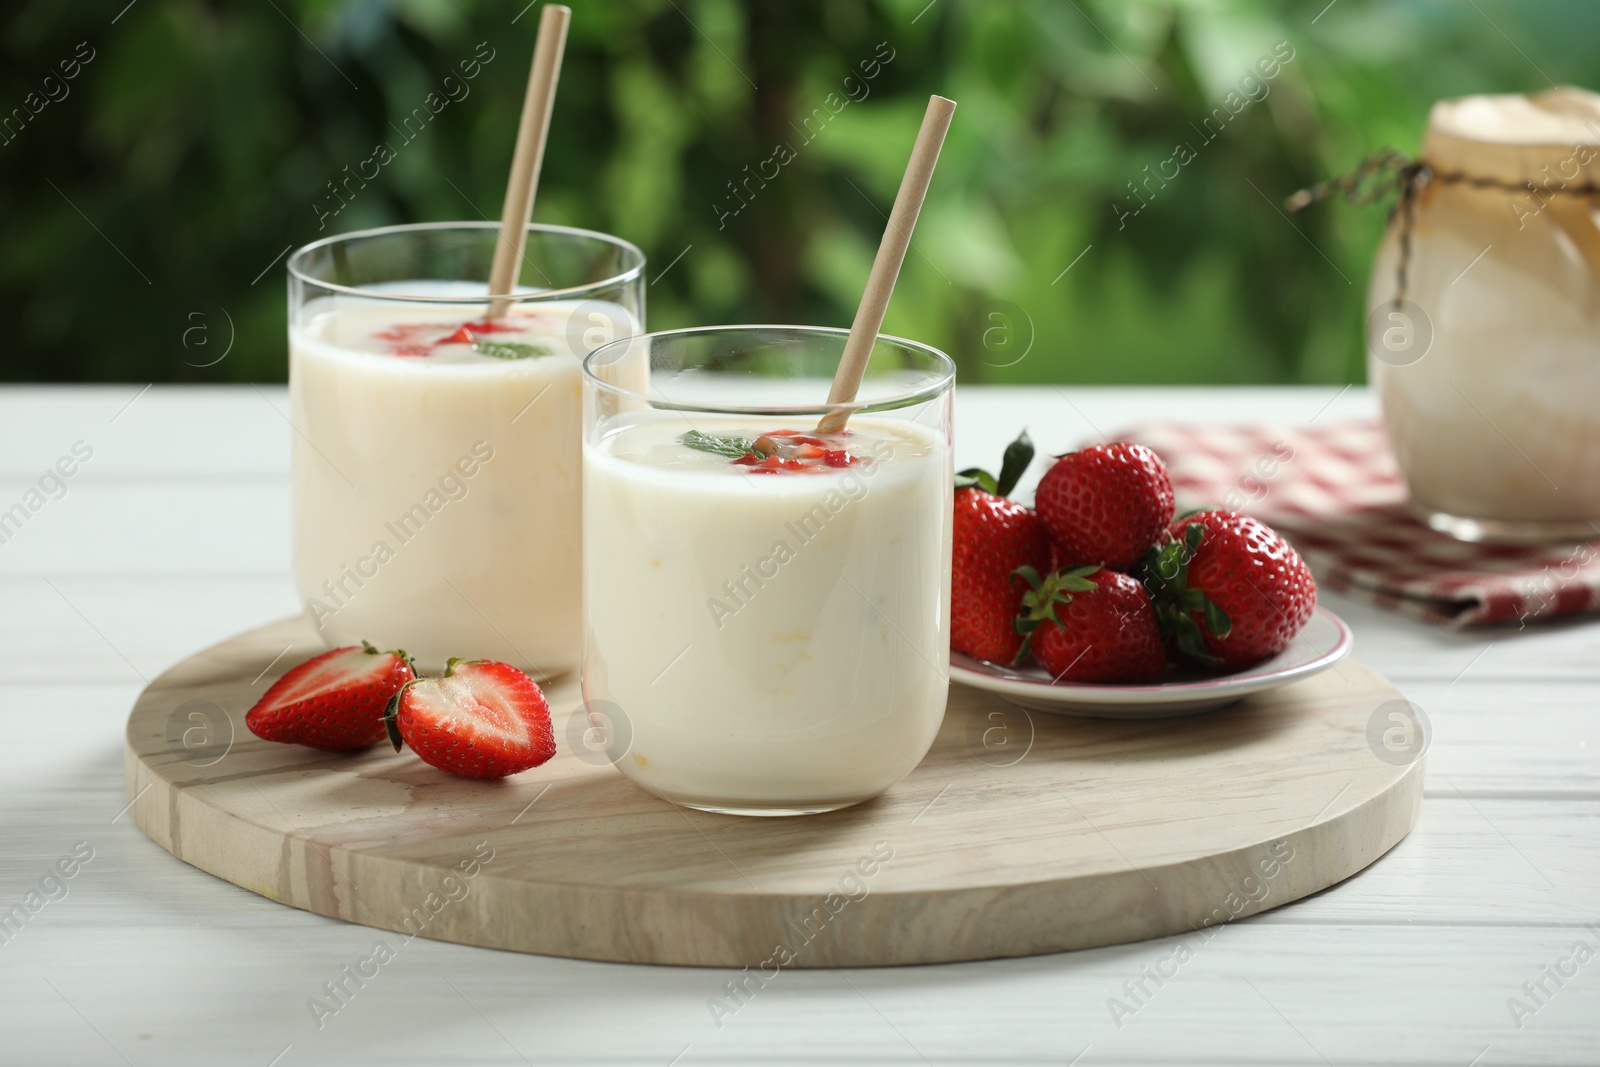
[287,222,645,674]
[581,326,955,815]
[1367,89,1600,542]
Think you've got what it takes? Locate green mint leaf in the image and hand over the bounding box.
[475,341,552,360]
[679,430,759,459]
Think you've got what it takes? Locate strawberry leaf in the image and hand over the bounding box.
[1202,596,1232,639]
[956,467,998,493]
[957,430,1036,496]
[383,683,411,753]
[1057,564,1100,592]
[1170,613,1221,665]
[1140,523,1228,663]
[1011,566,1102,665]
[1011,630,1038,667]
[995,430,1035,498]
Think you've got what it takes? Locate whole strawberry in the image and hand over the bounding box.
[246,642,415,751]
[1013,565,1166,684]
[1035,443,1175,572]
[951,431,1053,664]
[1142,510,1317,671]
[385,658,555,779]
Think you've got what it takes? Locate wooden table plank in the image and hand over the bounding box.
[1,923,1594,1066]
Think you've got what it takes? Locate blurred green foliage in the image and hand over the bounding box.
[2,0,1597,384]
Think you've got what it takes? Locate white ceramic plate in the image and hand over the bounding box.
[950,606,1353,719]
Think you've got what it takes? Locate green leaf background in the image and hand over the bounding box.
[2,0,1594,384]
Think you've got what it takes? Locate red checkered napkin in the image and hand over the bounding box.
[1115,421,1600,628]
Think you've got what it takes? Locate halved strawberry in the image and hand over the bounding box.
[384,659,555,779]
[245,642,415,751]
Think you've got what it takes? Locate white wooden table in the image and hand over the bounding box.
[1,385,1595,1067]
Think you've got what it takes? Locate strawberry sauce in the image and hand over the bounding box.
[372,317,530,357]
[736,429,861,475]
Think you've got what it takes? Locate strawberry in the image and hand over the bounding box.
[951,431,1053,664]
[1034,442,1175,572]
[245,641,415,751]
[385,658,555,779]
[1012,565,1166,683]
[1142,510,1317,671]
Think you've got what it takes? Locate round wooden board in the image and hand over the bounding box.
[125,617,1423,968]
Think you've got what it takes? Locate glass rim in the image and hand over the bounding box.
[583,324,956,417]
[285,220,646,303]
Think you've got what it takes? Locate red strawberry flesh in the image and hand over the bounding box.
[711,429,865,474]
[245,644,414,751]
[390,660,555,779]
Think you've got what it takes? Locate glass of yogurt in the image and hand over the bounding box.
[581,326,955,816]
[1368,91,1600,541]
[287,222,644,675]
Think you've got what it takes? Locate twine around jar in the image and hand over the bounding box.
[1284,148,1600,305]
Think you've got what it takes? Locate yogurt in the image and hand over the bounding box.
[291,282,637,674]
[581,412,952,814]
[1368,90,1600,539]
